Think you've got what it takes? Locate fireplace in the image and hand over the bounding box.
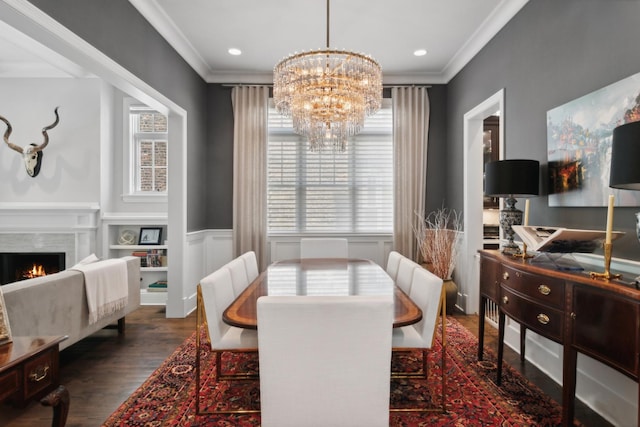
[0,252,65,286]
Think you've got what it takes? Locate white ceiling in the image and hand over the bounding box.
[130,0,529,84]
[0,0,528,84]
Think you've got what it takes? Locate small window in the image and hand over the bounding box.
[128,106,168,195]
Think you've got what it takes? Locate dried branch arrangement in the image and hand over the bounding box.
[414,208,463,280]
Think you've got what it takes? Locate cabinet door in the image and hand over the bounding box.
[572,284,639,378]
[480,255,500,301]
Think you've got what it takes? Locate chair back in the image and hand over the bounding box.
[408,267,444,348]
[199,267,235,347]
[225,257,250,296]
[240,251,259,283]
[386,250,402,280]
[300,238,348,259]
[396,256,419,295]
[257,295,393,427]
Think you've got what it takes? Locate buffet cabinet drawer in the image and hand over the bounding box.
[500,286,564,342]
[22,347,57,401]
[0,368,20,401]
[501,265,565,310]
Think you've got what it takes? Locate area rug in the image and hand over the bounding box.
[103,317,570,426]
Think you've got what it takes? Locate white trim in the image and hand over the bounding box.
[461,88,505,314]
[442,0,529,82]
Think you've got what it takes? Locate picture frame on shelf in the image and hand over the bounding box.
[0,287,13,345]
[139,227,163,245]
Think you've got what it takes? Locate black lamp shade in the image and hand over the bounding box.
[609,121,640,190]
[485,159,540,197]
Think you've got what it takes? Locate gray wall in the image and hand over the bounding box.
[207,84,234,228]
[447,0,640,259]
[425,84,447,214]
[29,0,210,232]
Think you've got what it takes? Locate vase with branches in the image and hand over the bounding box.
[414,208,463,313]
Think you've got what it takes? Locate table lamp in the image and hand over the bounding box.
[485,159,540,254]
[609,121,640,280]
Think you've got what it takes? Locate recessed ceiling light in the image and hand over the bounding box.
[228,48,242,56]
[414,49,427,57]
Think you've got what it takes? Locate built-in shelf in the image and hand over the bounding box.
[110,244,168,251]
[102,217,168,306]
[141,267,167,272]
[140,289,168,305]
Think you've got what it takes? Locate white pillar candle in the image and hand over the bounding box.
[524,199,530,226]
[605,194,614,244]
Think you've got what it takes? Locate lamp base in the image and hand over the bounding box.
[499,196,522,255]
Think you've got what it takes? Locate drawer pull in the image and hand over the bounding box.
[503,272,509,280]
[502,296,509,304]
[515,271,521,278]
[537,284,551,295]
[537,313,550,325]
[29,365,50,383]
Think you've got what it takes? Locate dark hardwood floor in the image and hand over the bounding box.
[0,306,612,426]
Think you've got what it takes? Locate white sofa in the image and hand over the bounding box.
[2,256,140,350]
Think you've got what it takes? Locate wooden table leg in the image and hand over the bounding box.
[478,296,486,361]
[40,385,69,427]
[496,310,505,386]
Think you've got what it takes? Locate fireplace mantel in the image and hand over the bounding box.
[0,202,100,267]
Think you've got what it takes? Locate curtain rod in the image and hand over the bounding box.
[220,83,432,88]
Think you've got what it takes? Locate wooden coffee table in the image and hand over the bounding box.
[0,335,69,427]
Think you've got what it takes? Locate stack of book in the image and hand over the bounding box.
[147,280,167,292]
[131,249,166,268]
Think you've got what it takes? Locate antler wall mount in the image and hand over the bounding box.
[1,107,60,177]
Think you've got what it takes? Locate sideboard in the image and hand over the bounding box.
[478,249,640,427]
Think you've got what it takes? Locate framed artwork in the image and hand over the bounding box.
[547,71,640,206]
[0,287,12,345]
[139,227,163,245]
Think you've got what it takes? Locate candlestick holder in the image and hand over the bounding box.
[589,242,622,280]
[512,242,534,259]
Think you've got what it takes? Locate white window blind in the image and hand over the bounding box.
[129,107,168,193]
[267,99,393,233]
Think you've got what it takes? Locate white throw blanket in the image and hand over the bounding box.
[70,258,128,324]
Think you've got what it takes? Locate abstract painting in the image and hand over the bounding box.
[547,71,640,206]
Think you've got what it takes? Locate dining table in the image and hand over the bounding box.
[222,258,422,329]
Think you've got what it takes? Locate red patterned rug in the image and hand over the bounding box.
[103,317,569,426]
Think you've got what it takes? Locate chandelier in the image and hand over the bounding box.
[273,0,382,152]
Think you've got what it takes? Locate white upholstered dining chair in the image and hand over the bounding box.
[240,250,259,283]
[395,256,420,295]
[386,250,402,280]
[257,295,394,427]
[224,256,250,297]
[196,267,259,414]
[391,266,446,412]
[300,237,348,259]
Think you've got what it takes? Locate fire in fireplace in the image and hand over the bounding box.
[0,252,65,286]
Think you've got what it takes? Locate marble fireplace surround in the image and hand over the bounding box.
[0,203,99,271]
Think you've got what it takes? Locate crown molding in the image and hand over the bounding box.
[442,0,529,82]
[128,0,212,80]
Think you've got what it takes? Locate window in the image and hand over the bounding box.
[129,106,168,194]
[267,99,393,234]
